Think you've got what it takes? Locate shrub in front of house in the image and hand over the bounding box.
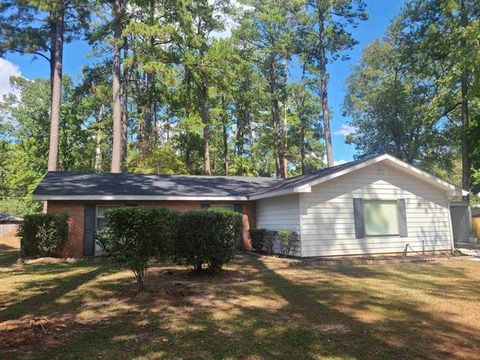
[176,208,243,273]
[249,228,267,251]
[96,207,180,291]
[263,230,277,255]
[278,229,300,256]
[19,213,69,257]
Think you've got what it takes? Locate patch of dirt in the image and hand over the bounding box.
[312,323,351,334]
[114,280,203,308]
[147,267,255,285]
[0,314,84,359]
[22,257,79,265]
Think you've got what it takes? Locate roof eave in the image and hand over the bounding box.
[248,185,311,200]
[33,194,249,201]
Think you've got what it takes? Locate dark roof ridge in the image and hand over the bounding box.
[45,171,276,180]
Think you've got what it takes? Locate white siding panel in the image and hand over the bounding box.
[255,194,301,255]
[300,163,453,257]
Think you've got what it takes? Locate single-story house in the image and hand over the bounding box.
[32,154,465,257]
[0,212,23,238]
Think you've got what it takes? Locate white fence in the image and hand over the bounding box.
[0,224,19,237]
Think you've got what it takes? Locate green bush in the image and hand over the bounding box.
[96,207,180,290]
[278,229,300,256]
[19,213,69,257]
[249,229,267,251]
[176,208,243,273]
[263,230,277,255]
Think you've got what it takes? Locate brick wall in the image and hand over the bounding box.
[46,201,85,258]
[46,200,256,257]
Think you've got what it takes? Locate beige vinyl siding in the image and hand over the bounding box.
[300,163,453,257]
[256,194,301,255]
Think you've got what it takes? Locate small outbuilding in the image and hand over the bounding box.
[0,212,23,238]
[32,154,465,257]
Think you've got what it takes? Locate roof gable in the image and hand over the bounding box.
[250,154,465,199]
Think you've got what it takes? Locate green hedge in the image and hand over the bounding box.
[249,229,299,256]
[96,207,180,290]
[249,228,278,254]
[278,229,300,256]
[19,213,69,257]
[249,228,267,251]
[176,208,243,273]
[263,230,277,254]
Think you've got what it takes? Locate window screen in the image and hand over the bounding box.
[364,200,399,236]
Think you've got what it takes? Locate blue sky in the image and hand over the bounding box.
[0,0,405,164]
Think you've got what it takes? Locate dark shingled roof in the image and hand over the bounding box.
[33,156,378,199]
[33,172,280,197]
[0,212,23,223]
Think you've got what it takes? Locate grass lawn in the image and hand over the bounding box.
[1,238,479,360]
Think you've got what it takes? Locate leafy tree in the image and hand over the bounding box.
[127,145,188,174]
[74,62,114,172]
[180,0,233,175]
[344,39,457,173]
[0,77,93,214]
[0,0,93,171]
[396,0,480,196]
[288,70,324,174]
[235,0,297,178]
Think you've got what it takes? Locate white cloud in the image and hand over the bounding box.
[334,159,347,166]
[0,58,21,100]
[334,124,357,137]
[210,0,254,39]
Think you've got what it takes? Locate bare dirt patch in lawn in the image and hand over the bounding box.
[0,314,87,360]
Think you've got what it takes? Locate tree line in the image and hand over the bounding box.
[0,0,479,215]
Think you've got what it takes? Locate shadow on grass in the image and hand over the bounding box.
[5,253,480,359]
[322,260,480,303]
[0,249,20,268]
[0,262,114,322]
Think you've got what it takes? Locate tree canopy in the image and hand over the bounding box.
[1,0,479,215]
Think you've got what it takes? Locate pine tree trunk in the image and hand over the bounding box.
[95,105,105,172]
[271,99,281,177]
[111,0,123,173]
[460,0,470,200]
[282,62,289,178]
[317,6,333,167]
[269,60,287,178]
[300,119,306,175]
[199,83,211,175]
[47,3,64,172]
[141,71,155,147]
[222,96,229,175]
[461,77,469,200]
[121,35,129,173]
[299,67,307,175]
